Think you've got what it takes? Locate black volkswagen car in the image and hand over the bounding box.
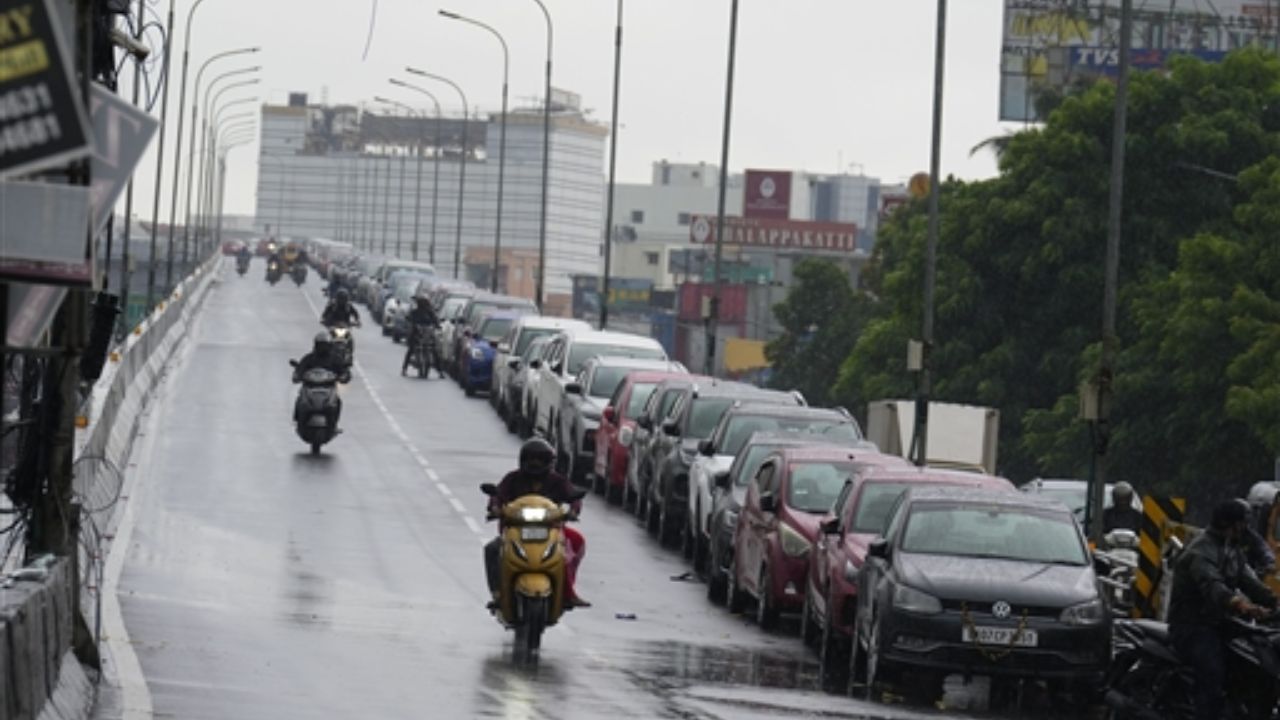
[852,486,1110,699]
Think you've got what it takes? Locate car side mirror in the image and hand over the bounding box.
[759,493,777,514]
[565,383,583,395]
[820,517,841,536]
[480,483,498,496]
[507,358,521,370]
[698,439,715,456]
[868,538,890,560]
[662,420,680,436]
[713,470,731,490]
[552,361,564,374]
[602,406,616,423]
[529,359,543,370]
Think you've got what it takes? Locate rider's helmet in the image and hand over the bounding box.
[1112,481,1135,509]
[1247,481,1280,510]
[1211,498,1251,531]
[519,438,555,479]
[335,289,350,306]
[313,332,332,354]
[415,295,431,310]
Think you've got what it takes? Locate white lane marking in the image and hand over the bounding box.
[302,290,482,536]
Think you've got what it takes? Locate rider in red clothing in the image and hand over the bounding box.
[485,438,590,609]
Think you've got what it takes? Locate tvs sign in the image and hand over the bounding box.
[744,169,791,219]
[689,215,858,252]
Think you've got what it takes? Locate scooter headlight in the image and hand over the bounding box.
[520,507,549,523]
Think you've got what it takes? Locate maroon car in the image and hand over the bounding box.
[727,446,910,629]
[802,466,1014,672]
[592,370,688,504]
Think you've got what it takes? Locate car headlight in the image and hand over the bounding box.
[892,584,942,615]
[520,507,548,523]
[1060,598,1107,626]
[780,523,811,558]
[470,347,485,360]
[843,559,861,584]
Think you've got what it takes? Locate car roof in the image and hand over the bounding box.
[691,380,798,403]
[586,356,684,372]
[742,430,860,449]
[774,445,906,465]
[478,310,523,322]
[567,330,664,350]
[469,292,536,305]
[724,403,848,420]
[383,260,436,272]
[620,369,689,385]
[516,316,592,331]
[903,485,1061,508]
[862,466,1014,490]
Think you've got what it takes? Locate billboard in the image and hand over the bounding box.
[743,170,792,219]
[1000,1,1274,122]
[689,215,859,252]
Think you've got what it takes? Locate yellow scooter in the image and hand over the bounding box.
[480,484,584,655]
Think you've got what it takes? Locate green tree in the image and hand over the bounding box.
[765,259,872,407]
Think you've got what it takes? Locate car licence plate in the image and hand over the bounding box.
[520,527,550,541]
[962,626,1038,648]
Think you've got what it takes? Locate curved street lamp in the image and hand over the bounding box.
[374,99,411,258]
[375,96,428,262]
[186,68,259,262]
[389,79,444,265]
[528,0,554,309]
[440,9,509,293]
[406,67,469,280]
[202,96,260,241]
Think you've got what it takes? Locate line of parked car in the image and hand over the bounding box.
[308,244,1119,710]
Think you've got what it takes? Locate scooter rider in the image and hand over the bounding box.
[401,296,438,376]
[322,288,361,328]
[1103,481,1142,533]
[236,244,252,265]
[484,438,590,610]
[1167,498,1278,720]
[292,333,352,424]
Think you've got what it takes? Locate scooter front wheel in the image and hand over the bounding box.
[515,596,547,658]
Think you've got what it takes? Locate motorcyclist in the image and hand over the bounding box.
[484,438,590,611]
[1167,498,1278,720]
[1103,481,1142,533]
[236,244,252,265]
[292,332,351,424]
[401,296,439,376]
[321,288,361,328]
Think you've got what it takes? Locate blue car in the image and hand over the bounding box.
[461,311,521,397]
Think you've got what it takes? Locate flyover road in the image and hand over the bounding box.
[91,259,932,720]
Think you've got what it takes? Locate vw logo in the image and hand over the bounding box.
[992,601,1012,619]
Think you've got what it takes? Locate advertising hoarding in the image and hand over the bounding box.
[689,215,859,252]
[743,169,792,219]
[1000,1,1274,122]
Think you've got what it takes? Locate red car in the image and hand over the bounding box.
[728,446,910,629]
[592,369,689,504]
[802,466,1014,672]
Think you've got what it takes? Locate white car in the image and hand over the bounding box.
[432,292,476,368]
[491,316,591,420]
[527,330,668,444]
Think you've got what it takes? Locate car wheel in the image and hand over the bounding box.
[864,615,889,702]
[726,555,746,614]
[819,586,846,679]
[756,565,779,630]
[800,584,820,648]
[680,515,695,560]
[692,510,707,574]
[606,480,622,506]
[645,492,661,536]
[659,501,680,548]
[706,555,727,605]
[464,382,476,398]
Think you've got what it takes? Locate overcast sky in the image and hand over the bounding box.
[120,0,1015,220]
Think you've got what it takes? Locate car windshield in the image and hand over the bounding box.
[902,503,1088,565]
[734,445,781,487]
[515,328,556,355]
[568,343,664,375]
[626,383,657,418]
[852,482,917,534]
[787,461,853,513]
[479,318,514,343]
[521,340,546,362]
[468,301,534,326]
[723,415,858,455]
[441,297,467,320]
[589,366,631,398]
[688,398,735,439]
[1037,487,1087,516]
[393,280,423,301]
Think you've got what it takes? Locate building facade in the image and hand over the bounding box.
[254,92,608,303]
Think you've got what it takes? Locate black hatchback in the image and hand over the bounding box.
[851,486,1111,699]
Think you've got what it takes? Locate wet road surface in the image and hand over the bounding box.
[98,260,1087,719]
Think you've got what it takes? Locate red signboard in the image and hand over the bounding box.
[743,169,792,219]
[689,215,858,252]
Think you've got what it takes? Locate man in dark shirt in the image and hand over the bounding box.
[292,333,351,424]
[484,438,589,610]
[321,289,361,327]
[401,296,439,376]
[1168,499,1277,720]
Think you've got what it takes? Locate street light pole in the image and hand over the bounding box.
[600,0,624,329]
[200,96,258,251]
[190,71,259,263]
[911,0,948,469]
[406,68,468,280]
[376,97,427,262]
[440,9,509,293]
[390,79,444,265]
[706,0,740,377]
[530,0,554,309]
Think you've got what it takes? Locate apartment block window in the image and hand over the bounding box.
[631,210,645,224]
[646,252,660,266]
[677,212,691,226]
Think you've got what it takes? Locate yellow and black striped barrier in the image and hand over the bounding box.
[1134,496,1187,618]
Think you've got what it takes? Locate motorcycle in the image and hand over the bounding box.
[480,484,586,656]
[1097,529,1141,615]
[405,325,440,379]
[266,259,282,285]
[326,322,356,369]
[236,255,250,276]
[289,362,346,455]
[291,262,306,286]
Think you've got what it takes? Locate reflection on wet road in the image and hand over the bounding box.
[96,262,1092,720]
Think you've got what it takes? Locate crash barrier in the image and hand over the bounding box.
[1134,496,1188,618]
[0,253,221,720]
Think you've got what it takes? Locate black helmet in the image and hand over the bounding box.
[1211,498,1250,531]
[519,438,555,478]
[336,289,350,304]
[313,332,332,352]
[415,295,431,309]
